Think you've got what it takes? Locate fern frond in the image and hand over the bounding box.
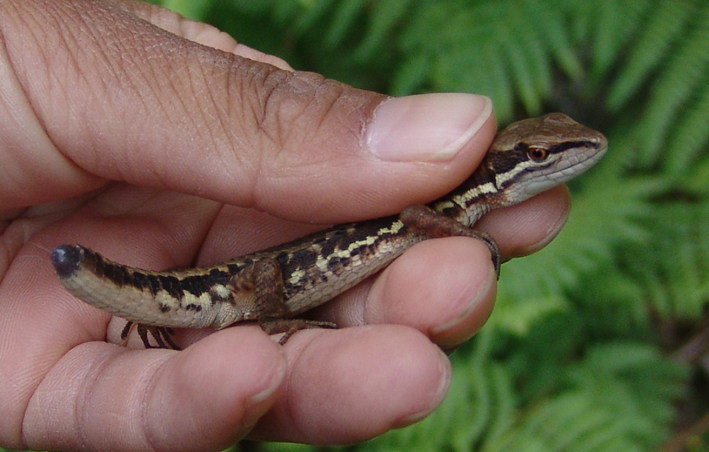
[352,0,411,61]
[684,155,709,197]
[625,201,709,319]
[261,441,318,452]
[396,0,583,121]
[286,0,333,36]
[390,54,431,96]
[321,0,364,50]
[575,0,650,79]
[157,0,211,20]
[664,79,709,176]
[606,1,694,110]
[627,1,709,169]
[480,342,687,452]
[574,268,652,338]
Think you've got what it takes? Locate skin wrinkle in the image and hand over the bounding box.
[28,4,132,173]
[307,80,347,145]
[0,215,34,281]
[83,8,216,175]
[21,344,97,450]
[0,6,57,147]
[181,59,271,199]
[0,0,321,212]
[0,221,22,279]
[110,0,231,55]
[246,71,364,216]
[110,42,209,187]
[55,4,120,111]
[72,350,112,451]
[196,203,229,266]
[129,41,184,122]
[288,75,362,169]
[164,200,223,270]
[245,68,304,209]
[200,58,261,207]
[77,347,170,450]
[190,67,220,145]
[140,353,177,451]
[255,68,293,141]
[114,0,291,71]
[196,60,255,190]
[236,74,276,211]
[279,338,316,442]
[1,10,105,207]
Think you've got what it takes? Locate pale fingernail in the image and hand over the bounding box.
[430,263,496,342]
[396,348,451,426]
[240,356,287,431]
[365,93,492,161]
[247,357,286,405]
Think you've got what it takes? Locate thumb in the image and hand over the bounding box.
[0,0,495,222]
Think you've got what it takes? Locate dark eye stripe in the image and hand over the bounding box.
[548,140,596,154]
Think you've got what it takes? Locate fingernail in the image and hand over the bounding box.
[240,356,286,431]
[396,349,451,426]
[366,93,492,161]
[247,357,286,405]
[430,264,496,340]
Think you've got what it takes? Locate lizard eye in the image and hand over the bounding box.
[527,147,548,162]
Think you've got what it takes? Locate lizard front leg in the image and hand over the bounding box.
[400,204,501,277]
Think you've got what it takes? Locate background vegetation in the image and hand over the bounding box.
[150,0,708,451]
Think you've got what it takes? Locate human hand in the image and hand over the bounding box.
[0,1,572,450]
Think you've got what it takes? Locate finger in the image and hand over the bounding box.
[476,184,571,257]
[111,0,294,70]
[315,238,496,348]
[0,0,495,222]
[20,329,284,451]
[248,326,451,444]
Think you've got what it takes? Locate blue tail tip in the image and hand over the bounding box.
[51,245,83,278]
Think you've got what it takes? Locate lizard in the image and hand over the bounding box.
[51,113,608,348]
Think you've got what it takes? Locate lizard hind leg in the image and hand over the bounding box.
[232,258,338,344]
[260,318,337,345]
[121,321,181,349]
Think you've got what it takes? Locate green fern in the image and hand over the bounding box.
[395,0,580,120]
[492,342,686,451]
[627,201,709,319]
[623,2,709,170]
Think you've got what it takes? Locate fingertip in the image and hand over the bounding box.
[430,264,496,347]
[147,327,286,448]
[477,185,571,258]
[364,237,497,347]
[517,185,572,255]
[250,325,451,443]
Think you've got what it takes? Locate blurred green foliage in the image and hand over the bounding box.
[127,0,709,450]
